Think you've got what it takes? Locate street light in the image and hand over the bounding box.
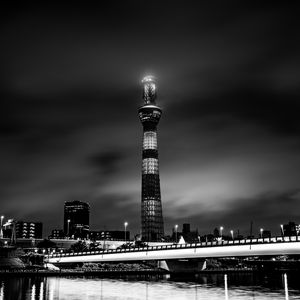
[280,224,284,237]
[260,228,263,238]
[0,215,4,239]
[67,219,70,238]
[175,224,178,243]
[230,230,234,240]
[124,222,128,243]
[220,226,224,239]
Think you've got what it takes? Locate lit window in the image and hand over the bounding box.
[143,132,157,149]
[142,158,159,174]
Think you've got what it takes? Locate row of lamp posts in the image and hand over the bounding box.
[1,214,294,245]
[217,224,291,240]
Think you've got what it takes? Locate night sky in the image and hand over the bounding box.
[1,2,300,238]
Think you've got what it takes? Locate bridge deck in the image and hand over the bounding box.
[47,236,300,264]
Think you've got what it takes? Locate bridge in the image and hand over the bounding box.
[46,236,300,271]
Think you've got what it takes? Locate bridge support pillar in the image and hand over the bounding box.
[158,259,206,273]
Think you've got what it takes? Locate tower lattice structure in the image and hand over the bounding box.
[138,76,164,242]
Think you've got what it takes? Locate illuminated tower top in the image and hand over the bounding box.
[142,75,157,104]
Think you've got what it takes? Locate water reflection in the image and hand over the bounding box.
[224,274,228,300]
[0,282,4,300]
[284,273,289,300]
[0,273,299,299]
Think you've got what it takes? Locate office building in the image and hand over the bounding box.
[283,221,298,236]
[64,201,90,239]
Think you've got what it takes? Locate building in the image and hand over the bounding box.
[15,221,43,239]
[49,229,64,239]
[182,223,191,234]
[261,230,271,238]
[283,222,298,236]
[138,76,164,242]
[89,230,130,241]
[64,201,90,239]
[182,223,199,243]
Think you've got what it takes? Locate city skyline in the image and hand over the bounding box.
[1,2,300,237]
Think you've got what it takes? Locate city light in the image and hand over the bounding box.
[220,226,224,239]
[67,219,71,238]
[141,75,155,83]
[230,230,234,240]
[175,224,178,243]
[4,219,14,227]
[260,228,263,238]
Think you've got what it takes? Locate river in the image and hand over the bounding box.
[0,272,300,299]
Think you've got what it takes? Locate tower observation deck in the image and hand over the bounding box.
[138,76,164,242]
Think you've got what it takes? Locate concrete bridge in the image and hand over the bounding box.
[46,236,300,271]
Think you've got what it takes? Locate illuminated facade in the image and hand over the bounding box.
[138,76,164,241]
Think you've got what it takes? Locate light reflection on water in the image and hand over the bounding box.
[0,273,300,300]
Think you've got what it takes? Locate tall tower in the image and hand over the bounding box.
[138,75,164,241]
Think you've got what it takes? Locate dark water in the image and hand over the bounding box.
[0,273,300,299]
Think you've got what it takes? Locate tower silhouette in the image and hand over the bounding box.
[138,76,164,241]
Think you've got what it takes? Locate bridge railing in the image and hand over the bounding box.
[48,235,300,258]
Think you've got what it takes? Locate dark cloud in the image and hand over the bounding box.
[89,151,124,176]
[90,193,139,231]
[168,87,300,136]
